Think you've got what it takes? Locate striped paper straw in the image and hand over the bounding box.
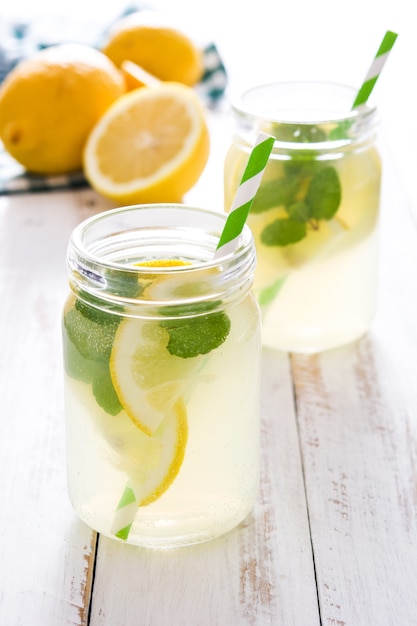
[352,30,398,109]
[111,480,141,541]
[214,132,275,258]
[111,137,274,539]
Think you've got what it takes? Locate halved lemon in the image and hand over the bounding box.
[83,82,210,204]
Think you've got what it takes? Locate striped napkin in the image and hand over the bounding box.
[0,8,227,195]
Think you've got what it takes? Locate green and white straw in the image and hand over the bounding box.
[111,133,274,542]
[111,480,142,540]
[352,30,398,109]
[214,132,275,258]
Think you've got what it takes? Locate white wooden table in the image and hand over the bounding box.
[1,102,416,625]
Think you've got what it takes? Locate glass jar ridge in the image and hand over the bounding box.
[229,81,379,156]
[67,203,256,319]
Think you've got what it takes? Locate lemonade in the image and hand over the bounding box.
[62,205,261,547]
[224,82,382,353]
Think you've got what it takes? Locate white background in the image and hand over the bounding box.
[1,0,415,214]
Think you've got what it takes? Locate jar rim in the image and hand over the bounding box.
[67,203,256,316]
[228,81,379,152]
[230,80,377,125]
[70,203,252,269]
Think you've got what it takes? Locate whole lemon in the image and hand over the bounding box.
[0,44,125,174]
[102,11,203,87]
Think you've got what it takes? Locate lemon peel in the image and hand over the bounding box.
[139,398,188,506]
[83,82,210,204]
[0,44,125,174]
[102,10,203,86]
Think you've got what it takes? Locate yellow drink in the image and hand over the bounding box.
[225,82,382,353]
[62,205,261,547]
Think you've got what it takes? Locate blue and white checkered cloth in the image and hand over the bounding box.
[0,8,227,195]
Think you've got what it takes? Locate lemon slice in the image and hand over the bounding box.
[110,316,198,436]
[144,268,218,303]
[66,352,187,515]
[108,398,187,538]
[121,60,161,90]
[68,374,187,505]
[83,82,210,204]
[138,398,188,505]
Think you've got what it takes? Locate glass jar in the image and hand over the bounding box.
[62,204,261,548]
[224,81,382,353]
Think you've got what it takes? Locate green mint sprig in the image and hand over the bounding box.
[257,165,341,247]
[252,123,342,247]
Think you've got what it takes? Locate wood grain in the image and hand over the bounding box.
[0,191,110,626]
[291,164,417,626]
[88,349,320,625]
[292,340,417,626]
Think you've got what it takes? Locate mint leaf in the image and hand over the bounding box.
[261,218,307,247]
[64,304,119,362]
[161,312,231,358]
[287,201,311,223]
[105,269,141,298]
[64,304,122,416]
[284,158,314,177]
[75,295,122,324]
[306,166,341,220]
[63,330,93,383]
[328,119,353,140]
[92,364,123,416]
[251,176,299,213]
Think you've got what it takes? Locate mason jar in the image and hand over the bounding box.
[62,204,261,548]
[224,81,382,353]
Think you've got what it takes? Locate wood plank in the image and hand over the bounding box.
[292,169,417,625]
[293,341,417,626]
[0,191,110,626]
[89,349,320,625]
